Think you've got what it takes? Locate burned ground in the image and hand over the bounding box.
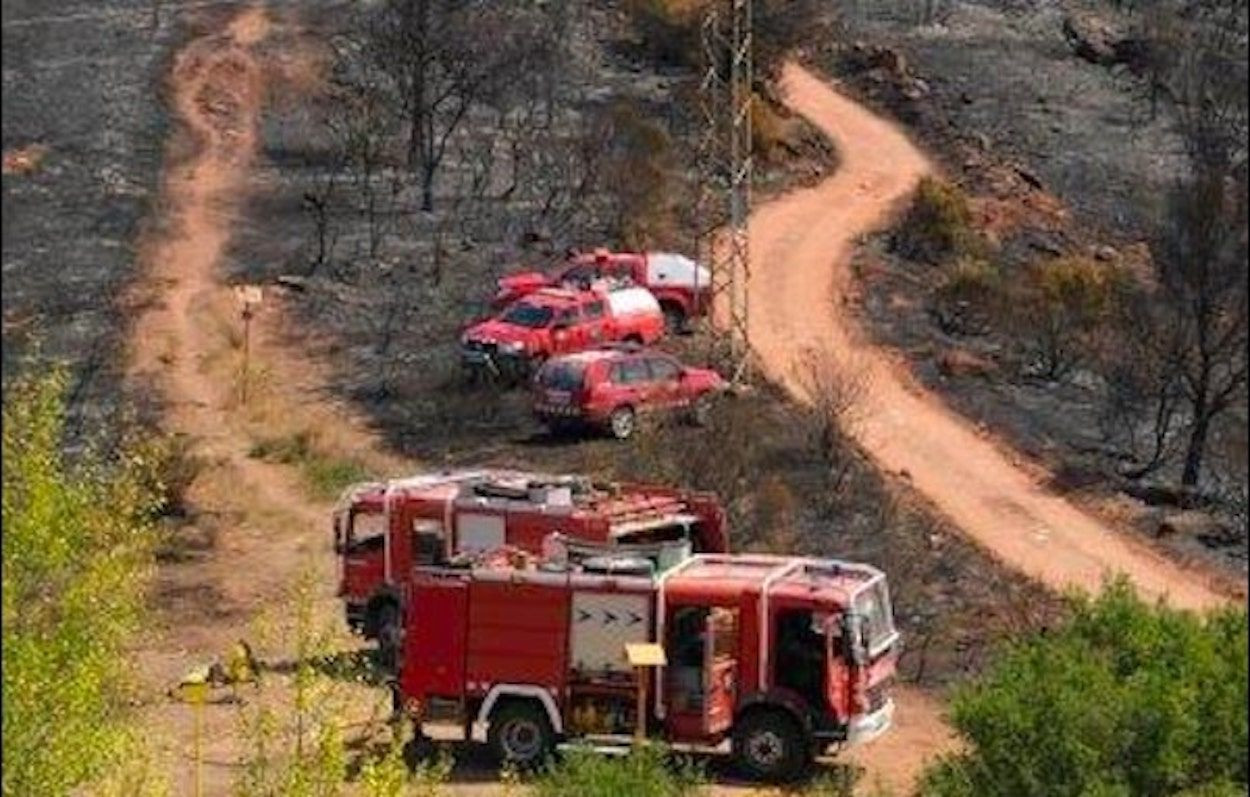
[811,0,1249,577]
[1,1,191,428]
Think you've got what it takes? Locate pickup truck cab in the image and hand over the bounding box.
[493,249,712,332]
[462,285,665,383]
[532,344,726,439]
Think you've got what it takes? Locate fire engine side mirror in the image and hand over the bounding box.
[332,516,346,555]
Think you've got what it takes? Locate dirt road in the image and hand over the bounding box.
[129,8,406,793]
[752,62,1232,614]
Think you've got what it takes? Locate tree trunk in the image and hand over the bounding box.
[406,0,430,173]
[1181,402,1211,487]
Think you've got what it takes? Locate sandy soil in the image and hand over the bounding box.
[749,63,1233,616]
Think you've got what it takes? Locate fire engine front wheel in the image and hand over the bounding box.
[732,710,812,783]
[487,701,554,770]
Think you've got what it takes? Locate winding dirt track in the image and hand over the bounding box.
[754,63,1232,614]
[128,6,1234,793]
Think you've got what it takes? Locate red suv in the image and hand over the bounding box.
[462,286,665,383]
[532,344,726,439]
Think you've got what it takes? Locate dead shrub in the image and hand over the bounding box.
[893,176,982,264]
[748,476,799,554]
[598,100,680,249]
[623,0,705,67]
[794,349,869,495]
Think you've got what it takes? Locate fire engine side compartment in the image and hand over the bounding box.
[401,576,470,701]
[465,578,570,698]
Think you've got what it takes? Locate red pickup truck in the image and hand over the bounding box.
[462,285,665,382]
[532,344,726,439]
[493,249,712,332]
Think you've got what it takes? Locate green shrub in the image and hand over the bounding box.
[919,577,1248,797]
[932,257,1004,335]
[249,431,372,499]
[895,177,980,264]
[2,368,164,796]
[1012,256,1128,380]
[533,743,703,797]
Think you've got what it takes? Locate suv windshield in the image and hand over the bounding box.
[502,303,553,328]
[540,361,586,390]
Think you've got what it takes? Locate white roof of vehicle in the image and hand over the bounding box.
[645,253,711,289]
[605,286,661,317]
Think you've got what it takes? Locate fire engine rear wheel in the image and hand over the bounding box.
[487,701,554,769]
[732,710,811,783]
[608,406,636,440]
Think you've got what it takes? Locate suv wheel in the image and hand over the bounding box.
[488,701,554,769]
[732,710,811,783]
[690,393,715,427]
[608,406,636,440]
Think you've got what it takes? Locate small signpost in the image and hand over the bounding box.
[233,285,263,405]
[625,642,667,745]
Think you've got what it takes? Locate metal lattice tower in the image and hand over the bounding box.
[694,0,753,383]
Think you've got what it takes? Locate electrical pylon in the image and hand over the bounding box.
[694,0,753,383]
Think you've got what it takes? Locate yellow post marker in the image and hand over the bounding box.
[176,665,212,797]
[625,643,666,746]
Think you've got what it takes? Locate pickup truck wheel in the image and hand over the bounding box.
[488,702,554,769]
[732,710,811,783]
[662,304,687,335]
[608,406,636,440]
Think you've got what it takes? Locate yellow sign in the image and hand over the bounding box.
[625,643,667,667]
[177,665,211,704]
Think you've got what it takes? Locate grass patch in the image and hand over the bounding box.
[249,431,373,499]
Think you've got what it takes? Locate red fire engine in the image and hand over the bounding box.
[333,469,728,661]
[396,552,899,782]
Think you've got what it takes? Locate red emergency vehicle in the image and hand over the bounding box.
[532,344,727,439]
[463,284,666,382]
[492,248,713,332]
[334,469,728,661]
[397,552,899,782]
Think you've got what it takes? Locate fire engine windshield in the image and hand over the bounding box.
[502,303,553,328]
[852,579,897,659]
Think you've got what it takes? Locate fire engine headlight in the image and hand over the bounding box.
[499,340,526,354]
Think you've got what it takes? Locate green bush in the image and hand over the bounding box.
[895,177,980,264]
[2,368,163,796]
[249,431,372,499]
[1012,256,1128,380]
[919,577,1248,797]
[932,257,1004,335]
[533,744,703,797]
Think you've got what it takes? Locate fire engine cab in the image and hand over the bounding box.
[333,469,728,662]
[396,552,899,782]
